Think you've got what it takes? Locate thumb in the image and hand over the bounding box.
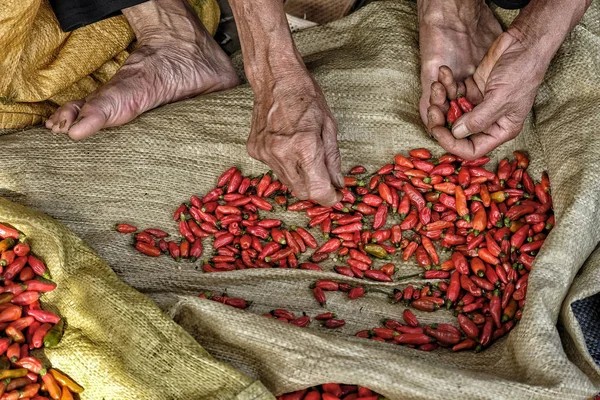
[451,93,503,139]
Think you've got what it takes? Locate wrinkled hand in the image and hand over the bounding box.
[247,67,343,206]
[427,29,548,159]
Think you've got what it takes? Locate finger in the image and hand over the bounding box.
[321,117,344,189]
[438,66,459,100]
[49,100,85,134]
[430,82,449,114]
[456,81,466,98]
[451,92,504,139]
[431,124,505,160]
[427,105,446,131]
[298,142,342,206]
[465,77,484,105]
[265,135,311,201]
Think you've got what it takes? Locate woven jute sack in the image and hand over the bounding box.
[0,0,220,129]
[0,0,598,399]
[0,199,272,399]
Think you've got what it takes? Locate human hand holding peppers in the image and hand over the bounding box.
[230,0,343,206]
[427,0,592,159]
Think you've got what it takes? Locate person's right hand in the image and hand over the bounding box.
[247,64,344,206]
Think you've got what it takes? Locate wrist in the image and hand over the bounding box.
[509,0,591,65]
[418,0,483,30]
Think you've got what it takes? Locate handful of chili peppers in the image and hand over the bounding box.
[446,93,474,128]
[120,148,552,355]
[0,224,84,399]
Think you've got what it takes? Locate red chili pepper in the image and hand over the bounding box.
[456,94,474,113]
[460,275,482,297]
[116,224,138,234]
[262,181,281,198]
[364,269,392,282]
[324,319,345,328]
[372,204,388,231]
[419,236,438,265]
[446,100,463,127]
[349,165,366,175]
[312,287,326,306]
[287,201,313,211]
[268,228,284,245]
[255,173,272,197]
[216,166,237,188]
[398,194,411,217]
[394,333,434,345]
[404,183,426,211]
[315,239,341,254]
[9,243,26,260]
[348,287,365,300]
[401,241,417,262]
[395,154,414,168]
[411,299,438,312]
[26,309,59,324]
[135,242,161,257]
[331,222,363,235]
[425,326,460,345]
[415,246,431,268]
[400,209,418,231]
[519,240,544,254]
[293,227,317,249]
[402,309,419,327]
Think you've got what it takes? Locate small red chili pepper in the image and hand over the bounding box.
[135,242,161,257]
[394,333,434,345]
[348,287,365,300]
[364,269,392,282]
[446,100,463,127]
[404,183,426,211]
[411,299,438,312]
[455,93,474,113]
[315,239,341,254]
[324,319,345,328]
[116,223,137,233]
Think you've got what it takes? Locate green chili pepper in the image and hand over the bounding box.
[43,319,64,348]
[364,244,388,259]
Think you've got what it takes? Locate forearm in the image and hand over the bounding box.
[510,0,591,64]
[229,0,306,88]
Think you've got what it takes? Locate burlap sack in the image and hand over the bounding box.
[0,0,220,129]
[0,0,598,399]
[0,199,272,399]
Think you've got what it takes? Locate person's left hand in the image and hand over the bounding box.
[426,29,550,159]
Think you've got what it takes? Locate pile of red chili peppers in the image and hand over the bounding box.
[0,224,84,399]
[119,148,553,398]
[276,384,383,400]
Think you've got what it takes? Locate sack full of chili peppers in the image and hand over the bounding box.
[0,198,271,399]
[1,1,600,399]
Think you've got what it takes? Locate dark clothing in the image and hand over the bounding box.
[49,0,148,32]
[49,0,531,33]
[491,0,530,10]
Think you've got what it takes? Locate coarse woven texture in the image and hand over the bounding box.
[0,199,272,400]
[0,198,272,400]
[284,0,355,25]
[0,0,599,399]
[0,0,220,129]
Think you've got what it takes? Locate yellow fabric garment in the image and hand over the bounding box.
[0,0,220,129]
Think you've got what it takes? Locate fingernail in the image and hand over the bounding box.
[452,123,470,138]
[59,120,66,129]
[335,173,345,188]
